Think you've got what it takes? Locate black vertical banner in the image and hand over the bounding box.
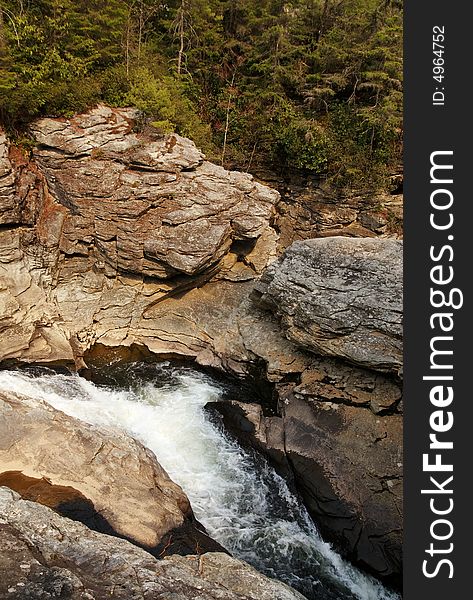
[404,1,470,598]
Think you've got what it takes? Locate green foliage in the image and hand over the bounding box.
[0,0,128,128]
[126,67,177,132]
[0,0,403,191]
[125,66,213,149]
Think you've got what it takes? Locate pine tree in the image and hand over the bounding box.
[0,0,403,190]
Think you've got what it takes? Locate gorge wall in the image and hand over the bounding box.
[0,105,403,585]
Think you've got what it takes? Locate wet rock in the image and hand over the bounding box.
[0,487,305,600]
[208,401,290,477]
[0,389,220,556]
[281,393,402,584]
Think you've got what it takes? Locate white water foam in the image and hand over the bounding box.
[0,367,400,600]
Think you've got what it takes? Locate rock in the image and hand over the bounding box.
[0,487,305,600]
[292,359,402,414]
[0,132,17,224]
[208,401,290,477]
[253,237,403,374]
[0,133,44,227]
[269,171,404,249]
[0,108,403,585]
[0,104,278,367]
[0,389,222,557]
[28,106,279,280]
[281,393,402,584]
[0,229,74,365]
[206,366,402,583]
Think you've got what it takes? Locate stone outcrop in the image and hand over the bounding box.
[0,487,305,600]
[30,105,279,280]
[253,237,403,374]
[209,400,291,477]
[281,394,402,580]
[0,131,17,224]
[0,389,222,557]
[0,106,279,366]
[256,169,404,250]
[0,106,403,585]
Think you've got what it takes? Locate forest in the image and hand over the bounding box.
[0,0,403,190]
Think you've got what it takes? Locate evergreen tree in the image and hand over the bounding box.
[0,0,403,190]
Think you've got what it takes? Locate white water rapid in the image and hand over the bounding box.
[0,365,400,600]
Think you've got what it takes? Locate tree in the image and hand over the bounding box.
[0,0,403,191]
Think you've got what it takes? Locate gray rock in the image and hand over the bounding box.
[0,487,306,600]
[254,237,403,374]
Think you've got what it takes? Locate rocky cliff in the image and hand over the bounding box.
[0,105,403,586]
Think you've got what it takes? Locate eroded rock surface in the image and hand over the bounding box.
[0,389,221,556]
[282,393,402,580]
[0,107,279,366]
[30,105,279,280]
[275,182,403,249]
[0,107,402,584]
[254,237,403,374]
[0,487,305,600]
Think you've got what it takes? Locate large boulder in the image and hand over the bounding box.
[282,393,402,583]
[253,237,403,374]
[0,487,305,600]
[0,389,222,557]
[29,105,279,280]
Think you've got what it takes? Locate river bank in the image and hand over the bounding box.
[1,106,403,596]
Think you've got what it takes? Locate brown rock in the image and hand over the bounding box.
[272,174,403,249]
[209,401,290,477]
[0,389,221,556]
[0,132,18,224]
[29,106,279,280]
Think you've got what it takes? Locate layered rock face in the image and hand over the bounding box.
[238,167,403,250]
[0,106,279,366]
[0,106,402,584]
[29,108,278,280]
[0,487,305,600]
[254,237,403,374]
[275,180,403,249]
[0,389,222,557]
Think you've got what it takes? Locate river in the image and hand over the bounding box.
[0,363,400,600]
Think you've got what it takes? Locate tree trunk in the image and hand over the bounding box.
[177,0,185,75]
[221,71,237,167]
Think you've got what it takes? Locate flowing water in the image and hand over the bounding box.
[0,364,400,600]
